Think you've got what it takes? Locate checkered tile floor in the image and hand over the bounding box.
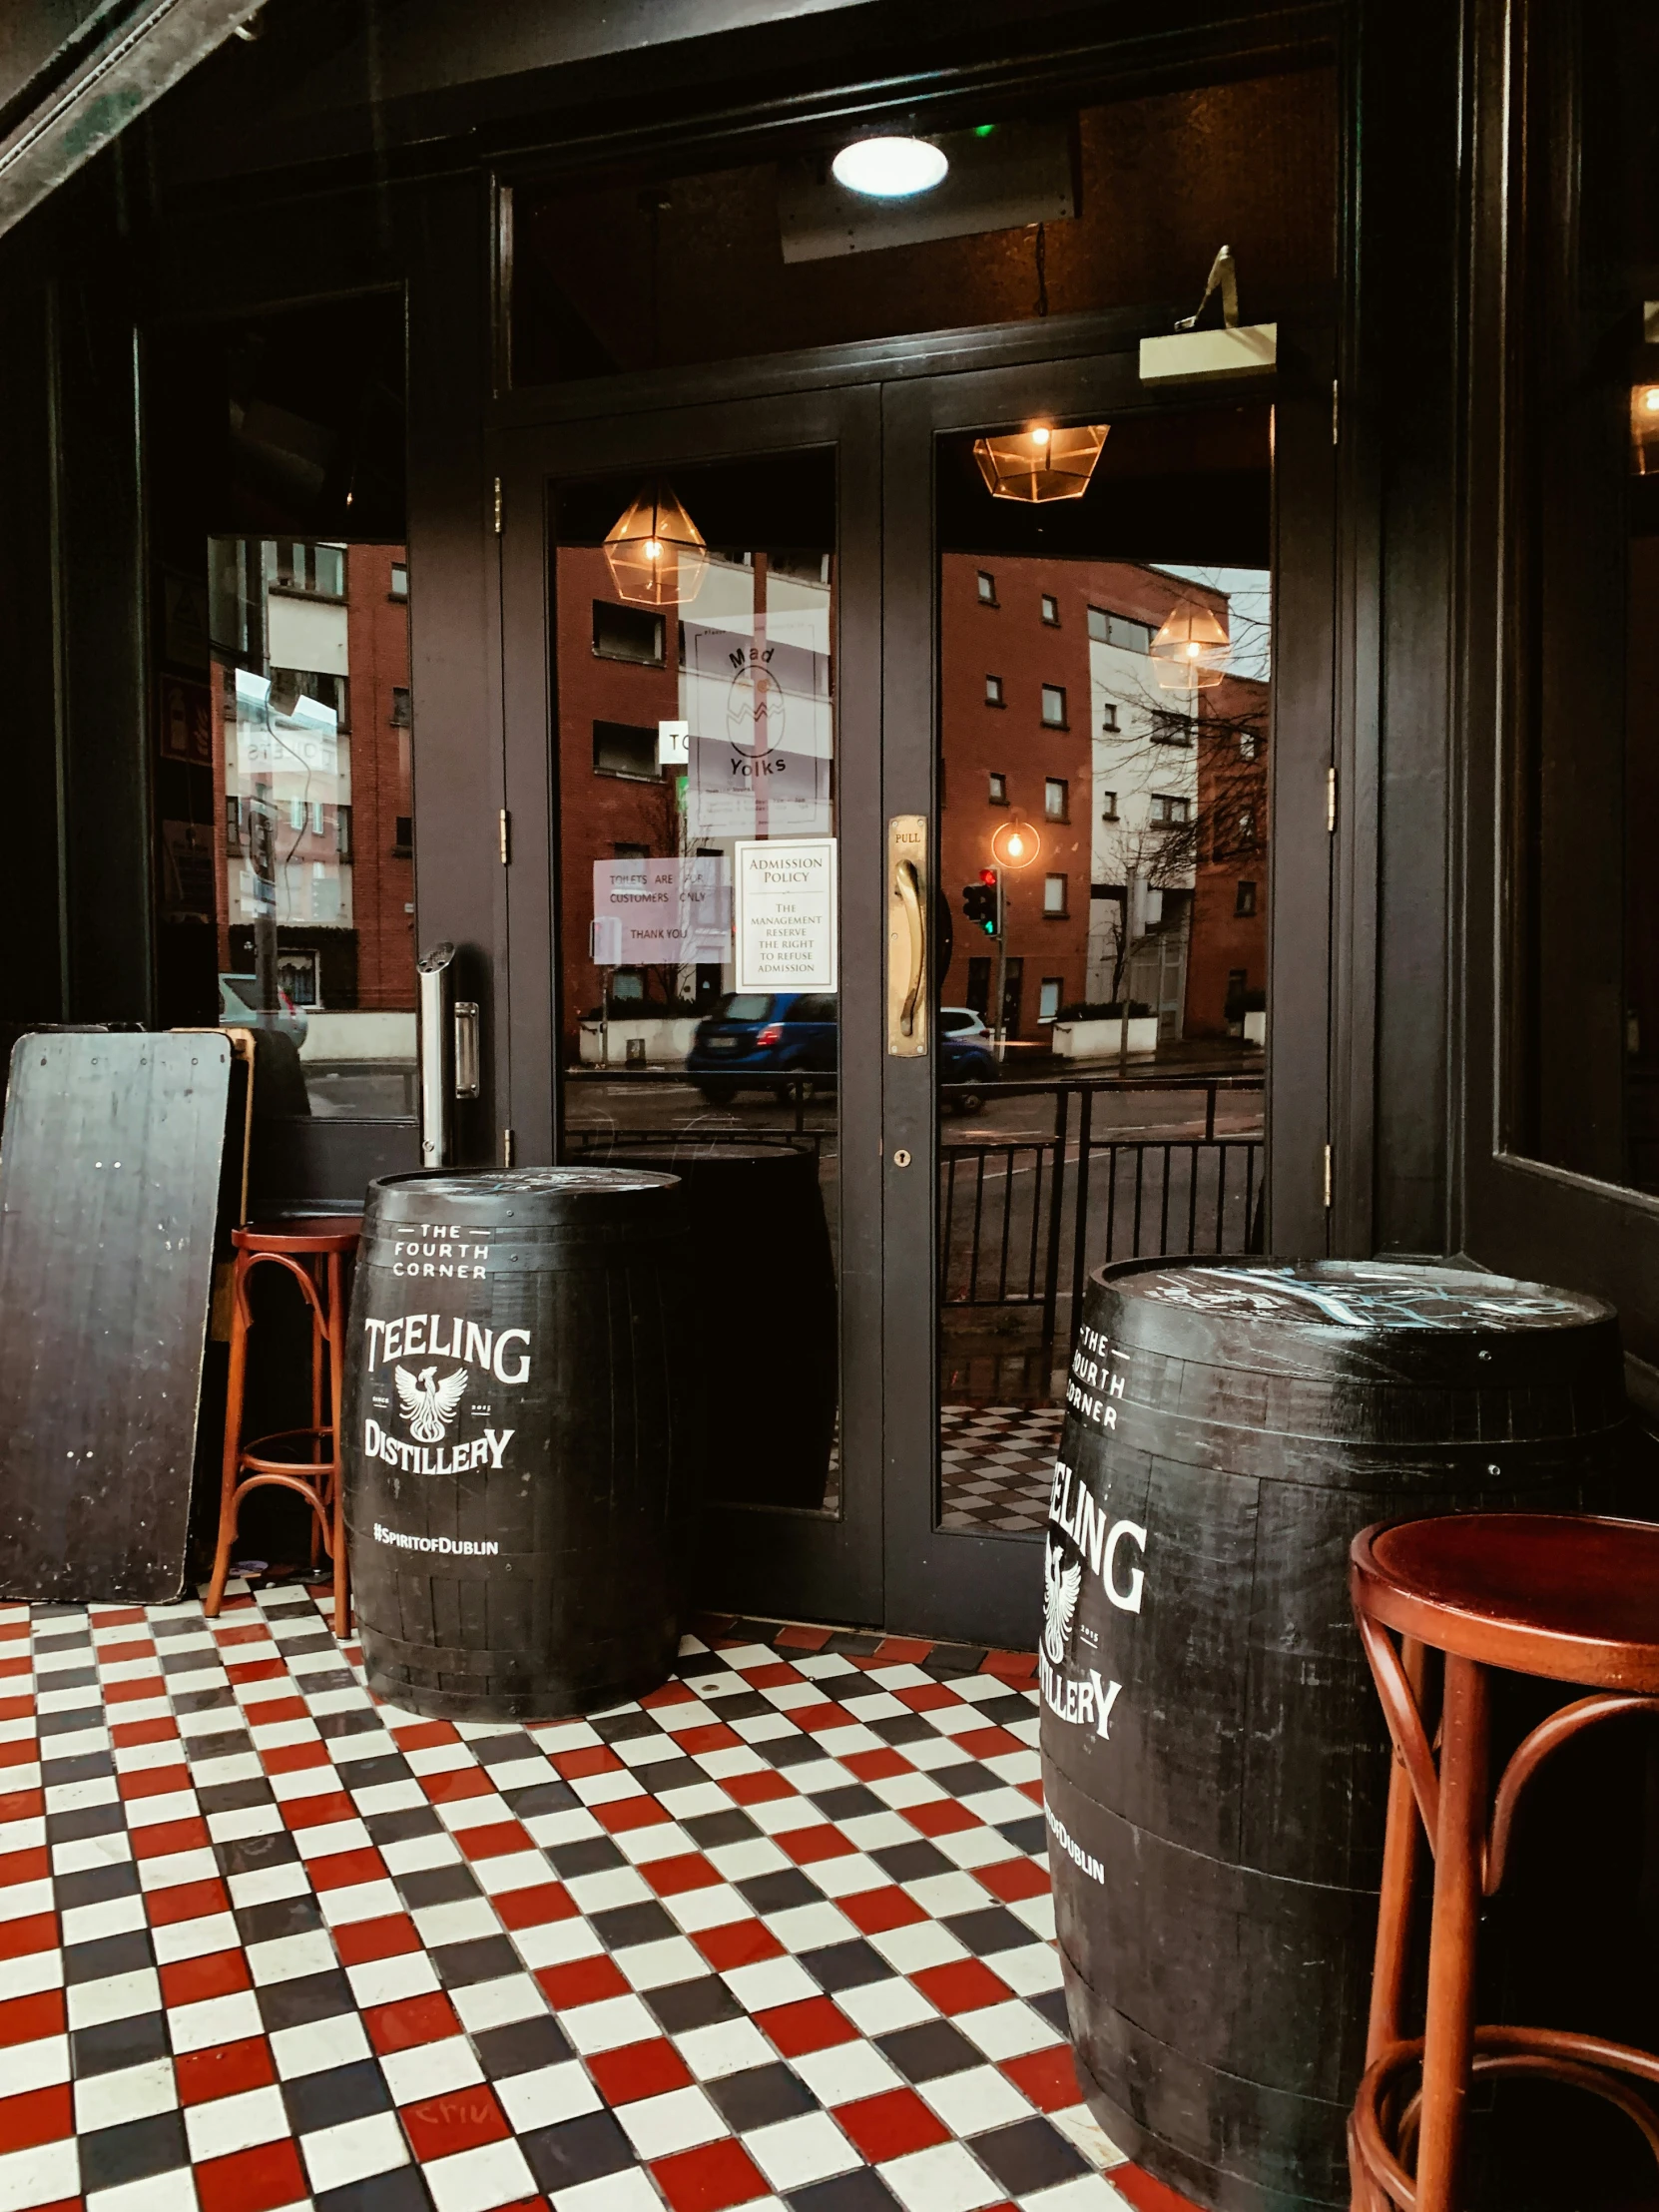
[0,1586,1189,2212]
[938,1410,1063,1534]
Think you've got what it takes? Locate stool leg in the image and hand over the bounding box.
[308,1255,325,1572]
[1414,1651,1489,2212]
[327,1247,349,1638]
[1366,1636,1430,2066]
[205,1258,252,1619]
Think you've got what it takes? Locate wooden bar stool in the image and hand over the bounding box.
[205,1217,360,1632]
[1349,1512,1659,2212]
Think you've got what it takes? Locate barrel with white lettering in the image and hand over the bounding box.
[1042,1258,1634,2212]
[342,1167,696,1722]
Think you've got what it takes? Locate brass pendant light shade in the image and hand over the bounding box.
[1150,600,1230,690]
[604,481,709,606]
[972,422,1108,503]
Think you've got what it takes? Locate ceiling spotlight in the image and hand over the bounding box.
[830,136,949,200]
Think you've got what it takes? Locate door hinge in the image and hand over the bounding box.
[1327,766,1337,833]
[499,809,511,864]
[502,1127,516,1168]
[1323,1144,1333,1209]
[493,476,502,534]
[1332,378,1340,446]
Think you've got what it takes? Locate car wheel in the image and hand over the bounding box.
[696,1084,736,1106]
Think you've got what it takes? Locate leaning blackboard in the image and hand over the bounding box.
[0,1032,231,1601]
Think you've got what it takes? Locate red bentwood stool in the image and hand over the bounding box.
[205,1218,361,1631]
[1348,1513,1659,2212]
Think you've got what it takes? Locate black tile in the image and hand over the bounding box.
[546,1835,625,1880]
[869,1713,937,1748]
[38,1748,114,1786]
[589,1900,677,1951]
[430,1935,522,1988]
[160,1644,224,1673]
[590,1711,661,1745]
[237,1891,326,1945]
[36,1703,103,1736]
[257,1967,356,2030]
[151,1616,211,1640]
[398,1863,479,1911]
[786,2172,901,2212]
[737,1869,819,1916]
[184,1729,255,1765]
[1028,1986,1070,2034]
[470,1730,541,1764]
[169,1684,238,1714]
[196,1776,276,1816]
[823,1632,881,1657]
[729,1618,786,1647]
[708,2062,819,2130]
[33,1664,98,1691]
[870,1840,952,1885]
[55,1858,140,1911]
[501,1780,579,1821]
[939,1906,1031,1956]
[969,2114,1088,2194]
[64,1929,153,1980]
[971,1693,1036,1728]
[275,1631,336,1658]
[283,2057,393,2134]
[365,1805,442,1846]
[316,2167,434,2212]
[802,1784,884,1824]
[758,1735,823,1772]
[800,1940,892,1994]
[338,1755,414,1793]
[314,1708,389,1742]
[874,2018,981,2082]
[79,2108,190,2192]
[519,2109,637,2194]
[626,1755,703,1795]
[472,2013,574,2081]
[297,1668,360,1697]
[645,1975,743,2034]
[996,1815,1046,1856]
[46,1799,127,1845]
[73,2010,170,2077]
[933,1762,998,1801]
[216,1828,300,1878]
[682,1808,761,1851]
[695,1690,772,1722]
[921,1644,989,1680]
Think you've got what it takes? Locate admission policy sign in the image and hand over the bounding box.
[734,838,837,993]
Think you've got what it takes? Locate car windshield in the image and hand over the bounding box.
[713,994,773,1022]
[938,1010,975,1033]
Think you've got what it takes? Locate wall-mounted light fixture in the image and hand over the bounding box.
[604,482,708,607]
[830,136,949,199]
[1150,602,1230,691]
[1632,381,1659,474]
[991,818,1041,868]
[973,422,1107,503]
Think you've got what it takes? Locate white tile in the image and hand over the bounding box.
[270,2008,373,2078]
[134,1846,216,1893]
[511,1919,603,1972]
[705,1837,792,1883]
[743,2110,859,2191]
[68,1966,162,2031]
[870,1771,949,1811]
[652,1782,731,1823]
[559,1991,659,2054]
[294,1817,371,1861]
[317,1877,403,1928]
[661,1883,753,1935]
[205,1803,283,1845]
[933,1828,1019,1872]
[1021,2177,1137,2212]
[918,2061,1032,2135]
[615,2082,728,2158]
[0,1948,64,2001]
[564,1865,651,1915]
[379,2035,483,2105]
[183,2082,289,2161]
[994,1943,1064,1997]
[1050,2103,1130,2168]
[74,2058,178,2132]
[879,2137,1006,2211]
[495,2059,602,2133]
[834,1976,939,2036]
[152,1911,241,1965]
[613,1821,696,1868]
[790,2037,902,2106]
[804,1852,888,1900]
[435,1794,511,1835]
[903,1873,993,1919]
[348,1779,429,1817]
[527,1720,602,1754]
[1012,1894,1057,1942]
[470,1851,552,1897]
[550,2165,664,2212]
[4,2142,85,2212]
[226,1859,312,1908]
[524,1807,604,1850]
[612,1935,706,1991]
[423,2135,536,2212]
[839,1812,926,1854]
[746,1796,825,1839]
[62,1891,151,1946]
[450,1974,548,2033]
[721,1955,821,2012]
[729,1712,799,1746]
[868,1920,968,1974]
[409,1897,501,1948]
[954,1998,1063,2061]
[763,1901,856,1953]
[345,1950,442,2008]
[671,2015,776,2081]
[300,2108,410,2192]
[382,1829,462,1875]
[247,1929,339,1984]
[5,2032,69,2096]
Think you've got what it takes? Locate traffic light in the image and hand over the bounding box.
[961,868,1000,934]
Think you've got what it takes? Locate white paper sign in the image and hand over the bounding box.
[591,857,731,963]
[734,838,837,993]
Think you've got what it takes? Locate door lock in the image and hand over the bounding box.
[892,1148,912,1169]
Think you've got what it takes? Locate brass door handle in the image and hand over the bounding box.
[896,860,924,1037]
[886,818,928,1058]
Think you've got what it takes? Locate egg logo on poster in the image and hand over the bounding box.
[726,647,787,761]
[396,1364,468,1443]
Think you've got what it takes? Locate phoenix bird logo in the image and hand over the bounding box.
[1043,1539,1082,1669]
[395,1365,469,1444]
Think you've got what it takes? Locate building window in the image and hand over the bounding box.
[1238,808,1257,843]
[393,815,412,854]
[271,542,344,598]
[225,797,242,851]
[288,798,305,833]
[1044,777,1069,822]
[984,674,1004,706]
[309,801,325,836]
[336,805,353,860]
[613,840,651,857]
[593,601,666,666]
[389,563,409,599]
[1101,702,1120,733]
[965,955,992,1018]
[1041,594,1059,626]
[1043,873,1068,916]
[1040,685,1067,728]
[1038,977,1063,1024]
[976,570,997,604]
[593,720,659,780]
[1100,790,1118,821]
[1239,729,1260,761]
[1088,606,1154,653]
[1149,709,1195,747]
[988,772,1008,806]
[390,686,412,727]
[1151,794,1193,826]
[1236,879,1258,917]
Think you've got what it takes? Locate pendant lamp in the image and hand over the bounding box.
[604,481,708,606]
[1150,600,1229,691]
[972,422,1107,503]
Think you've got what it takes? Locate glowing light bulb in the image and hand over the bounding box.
[1031,427,1051,447]
[831,136,949,199]
[1645,388,1659,414]
[1007,832,1025,857]
[644,539,663,560]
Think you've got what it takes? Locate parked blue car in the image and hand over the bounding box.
[688,993,996,1111]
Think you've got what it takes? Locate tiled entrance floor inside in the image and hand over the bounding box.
[938,1409,1061,1534]
[0,1586,1197,2212]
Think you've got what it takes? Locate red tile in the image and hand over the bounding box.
[0,1789,42,1827]
[902,1799,979,1839]
[721,1770,795,1807]
[789,1703,848,1736]
[400,2085,510,2159]
[982,1649,1038,1682]
[640,1679,698,1710]
[281,1789,355,1831]
[975,1858,1050,1904]
[421,1767,494,1806]
[772,1626,831,1653]
[310,1846,388,1892]
[0,1847,47,1888]
[777,1823,853,1866]
[364,1989,463,2055]
[549,1745,624,1781]
[110,1716,178,1751]
[176,2035,277,2106]
[262,1740,329,1777]
[457,1819,535,1861]
[0,1659,30,1682]
[894,1683,959,1714]
[1112,2164,1208,2212]
[586,2037,693,2106]
[692,1921,781,1972]
[246,1697,308,1727]
[147,1876,231,1928]
[743,1663,804,1689]
[832,2085,950,2162]
[954,1725,1023,1760]
[389,1719,460,1751]
[871,1637,933,1665]
[651,2136,770,2211]
[841,1747,911,1783]
[0,1914,56,1962]
[118,1763,192,1802]
[0,1697,32,1724]
[0,1741,38,1774]
[534,1954,628,2010]
[1018,1778,1044,1806]
[670,1723,742,1754]
[911,1958,1011,2015]
[493,1882,577,1932]
[756,1996,857,2057]
[0,1988,63,2048]
[92,1606,145,1626]
[104,1676,163,1705]
[214,1622,273,1647]
[132,1814,211,1859]
[0,2083,72,2153]
[162,1949,252,2008]
[195,2135,308,2212]
[838,1887,925,1936]
[999,2044,1082,2113]
[225,1658,287,1685]
[594,1795,669,1836]
[333,1914,421,1967]
[643,1853,721,1898]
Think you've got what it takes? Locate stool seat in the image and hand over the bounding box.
[1354,1512,1659,1691]
[233,1217,362,1256]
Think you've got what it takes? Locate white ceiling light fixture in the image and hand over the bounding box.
[830,135,949,200]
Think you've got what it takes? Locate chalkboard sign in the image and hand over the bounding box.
[0,1032,232,1601]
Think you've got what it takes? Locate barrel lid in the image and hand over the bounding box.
[375,1168,680,1201]
[365,1167,684,1229]
[1103,1259,1609,1332]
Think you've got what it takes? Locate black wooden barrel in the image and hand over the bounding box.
[1043,1257,1634,2212]
[342,1167,697,1722]
[611,1143,836,1510]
